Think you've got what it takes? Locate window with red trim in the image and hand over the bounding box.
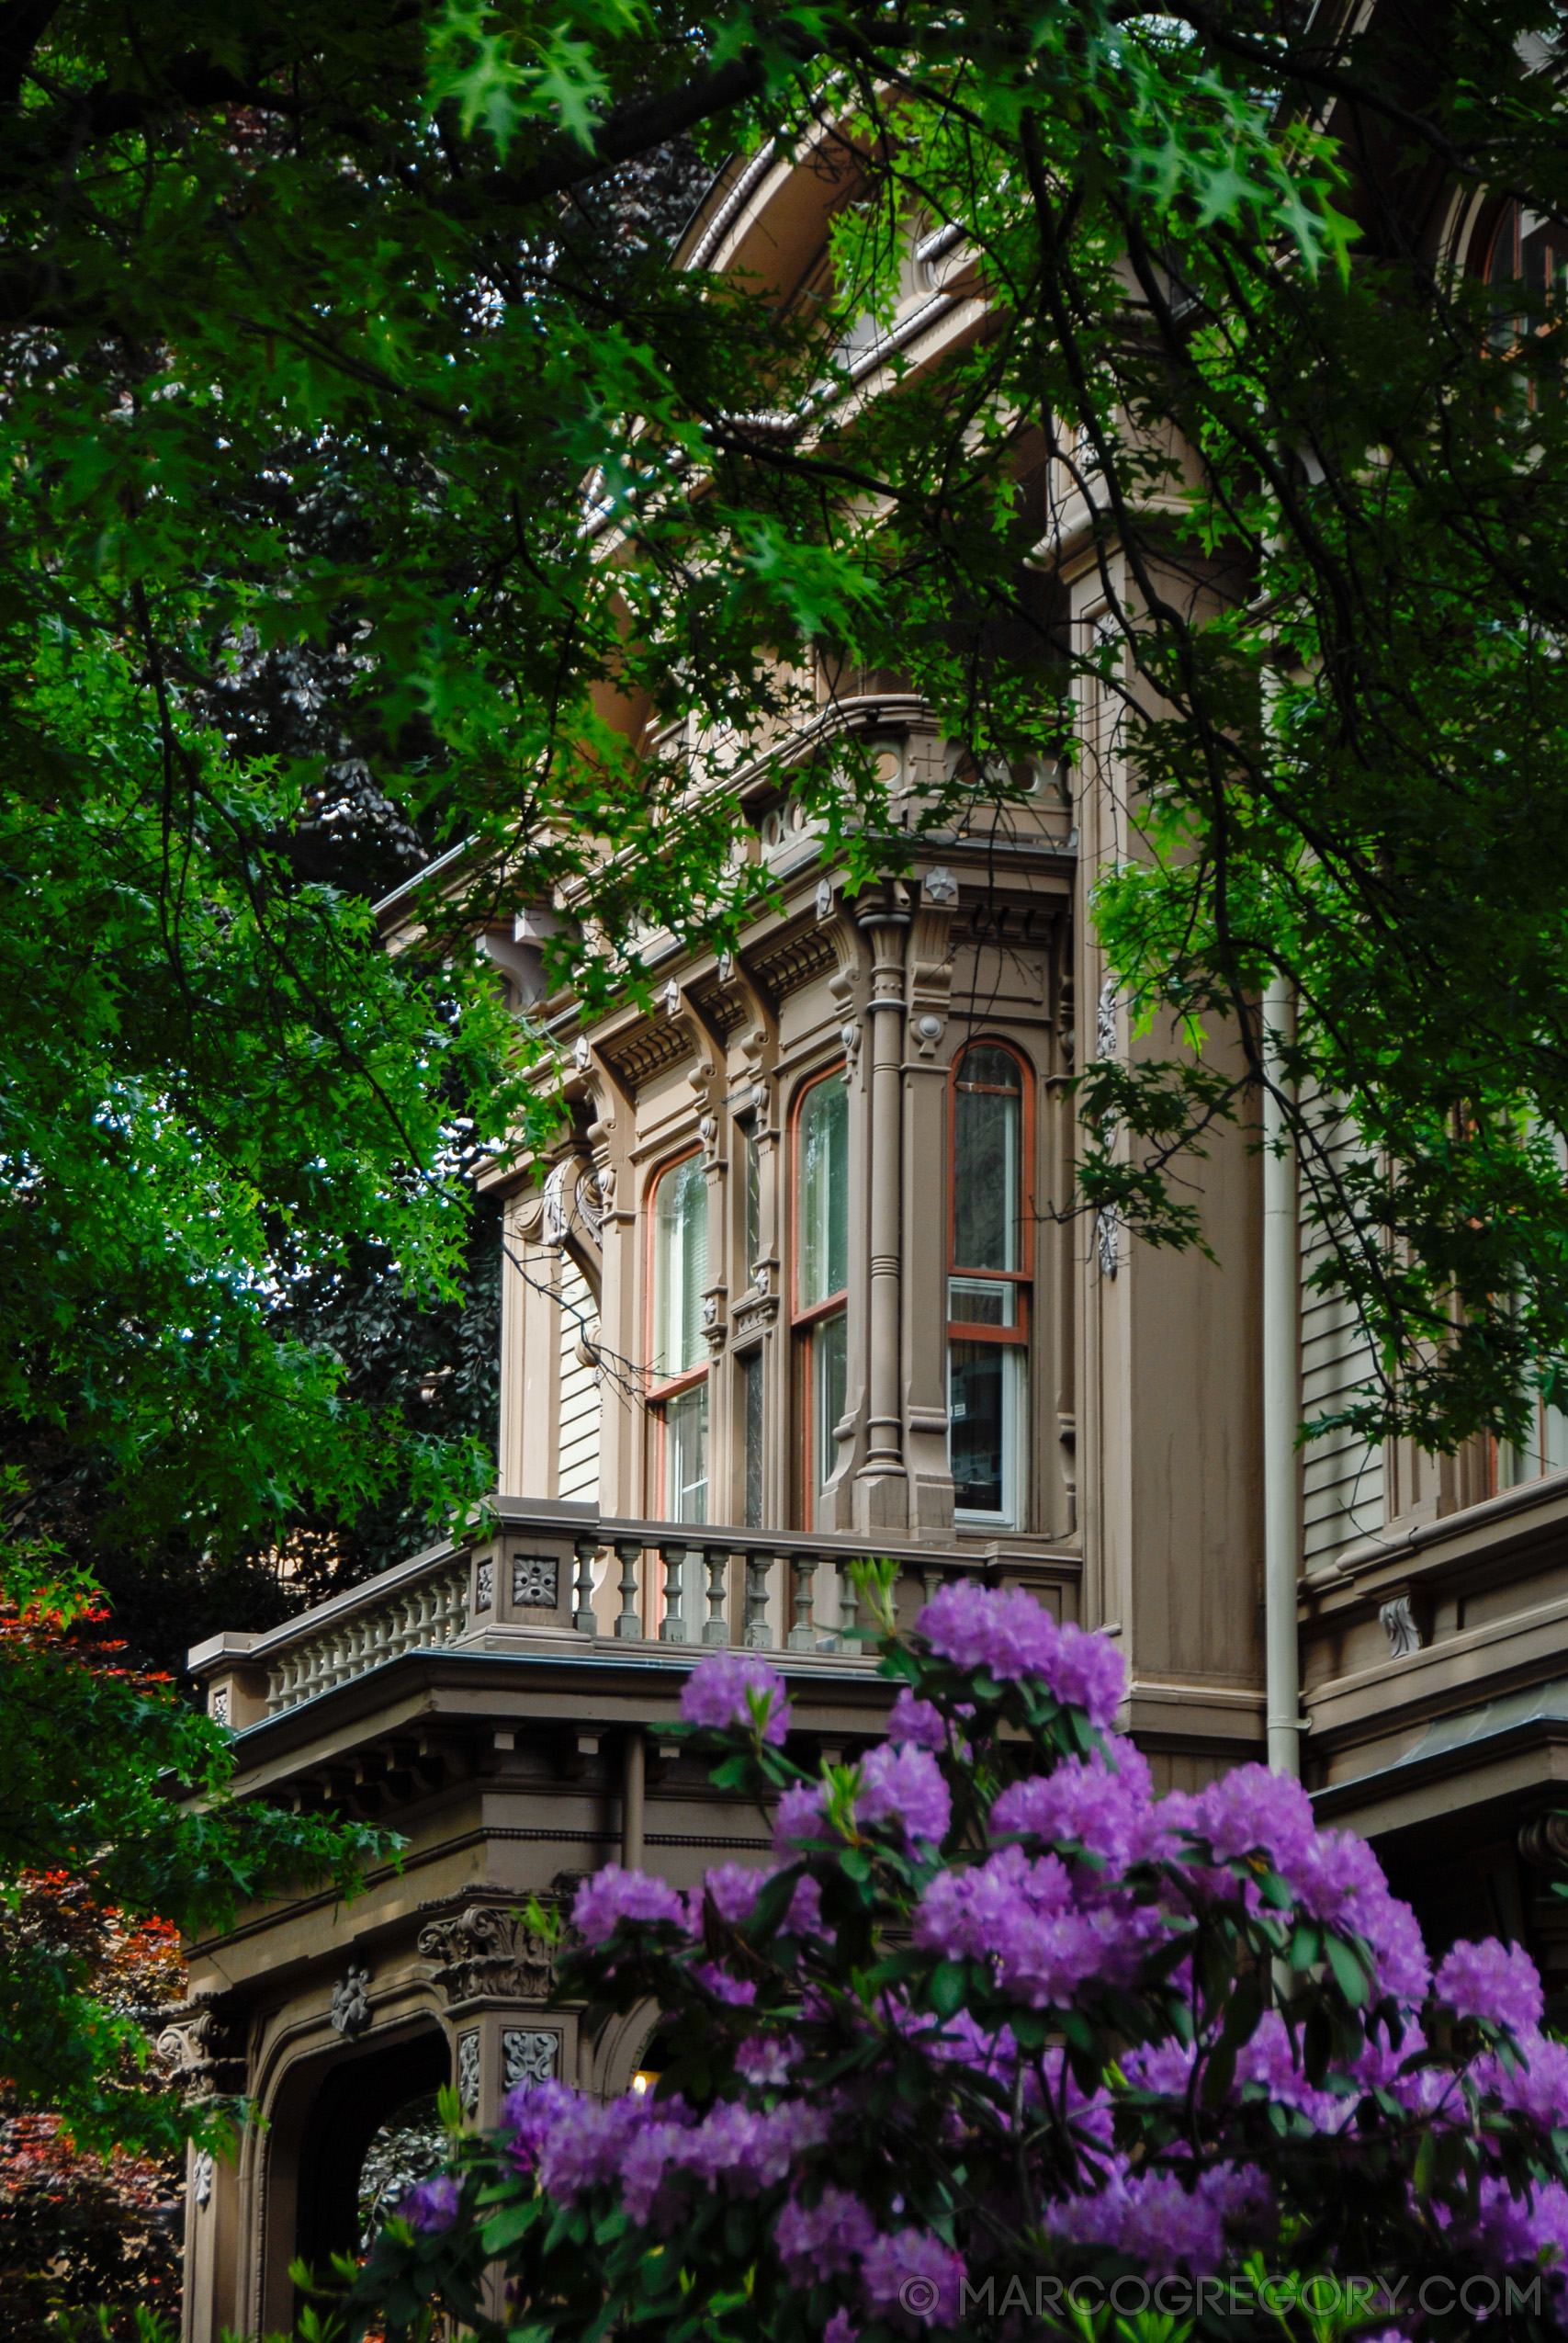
[948,1042,1031,1525]
[793,1068,848,1527]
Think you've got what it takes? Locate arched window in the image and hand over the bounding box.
[949,1042,1031,1524]
[649,1152,708,1522]
[1484,198,1568,352]
[794,1069,849,1525]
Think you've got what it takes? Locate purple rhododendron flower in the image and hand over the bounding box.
[573,1863,689,1945]
[784,1870,823,1932]
[991,1743,1161,1869]
[1177,1764,1317,1873]
[682,1650,791,1743]
[859,2226,964,2323]
[856,1743,951,1844]
[1054,2162,1269,2279]
[773,1780,829,1851]
[702,1862,763,1927]
[915,1842,1155,2005]
[736,2031,800,2088]
[886,1690,946,1749]
[917,1583,1122,1726]
[396,2174,461,2233]
[776,2184,877,2278]
[694,1960,758,2005]
[429,1587,1568,2338]
[1481,2030,1568,2125]
[1436,1936,1545,2037]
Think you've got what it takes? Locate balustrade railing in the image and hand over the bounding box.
[264,1557,469,1715]
[237,1506,1056,1720]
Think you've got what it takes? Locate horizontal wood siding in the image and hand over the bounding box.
[1300,1113,1382,1566]
[558,1254,601,1504]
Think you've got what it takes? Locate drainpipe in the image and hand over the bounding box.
[1261,974,1301,1777]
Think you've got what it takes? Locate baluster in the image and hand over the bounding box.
[837,1561,863,1647]
[921,1566,943,1614]
[658,1545,688,1643]
[743,1550,773,1648]
[574,1537,600,1635]
[701,1546,730,1646]
[788,1555,818,1650]
[615,1542,643,1639]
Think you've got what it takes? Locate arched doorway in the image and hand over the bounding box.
[294,2027,451,2277]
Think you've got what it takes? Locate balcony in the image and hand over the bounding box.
[191,1496,1081,1733]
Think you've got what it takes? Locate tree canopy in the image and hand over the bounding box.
[4,0,1568,1563]
[0,1521,399,2156]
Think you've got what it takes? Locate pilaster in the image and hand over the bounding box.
[854,882,912,1533]
[902,868,958,1535]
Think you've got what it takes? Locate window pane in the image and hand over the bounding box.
[813,1311,847,1520]
[654,1156,707,1377]
[798,1079,849,1307]
[953,1047,1021,1271]
[743,1123,761,1287]
[742,1349,764,1527]
[948,1277,1016,1328]
[666,1382,708,1523]
[950,1340,1025,1522]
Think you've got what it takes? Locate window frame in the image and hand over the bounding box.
[946,1038,1034,1347]
[646,1147,710,1522]
[946,1038,1034,1527]
[791,1061,849,1528]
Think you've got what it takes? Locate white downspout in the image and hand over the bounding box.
[1262,974,1301,1776]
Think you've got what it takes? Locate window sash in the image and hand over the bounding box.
[663,1380,709,1524]
[949,1339,1026,1524]
[797,1077,848,1309]
[652,1155,708,1382]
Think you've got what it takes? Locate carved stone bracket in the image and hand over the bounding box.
[1518,1814,1568,1872]
[1377,1593,1427,1658]
[418,1904,560,2007]
[152,1991,249,2100]
[330,1963,373,2039]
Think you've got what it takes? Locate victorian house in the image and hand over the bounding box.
[168,134,1568,2342]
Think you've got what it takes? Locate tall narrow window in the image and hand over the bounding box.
[794,1070,849,1525]
[1486,199,1568,351]
[742,1118,761,1289]
[949,1043,1031,1525]
[650,1153,708,1522]
[740,1347,765,1527]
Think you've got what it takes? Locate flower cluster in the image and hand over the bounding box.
[353,1582,1568,2343]
[1436,1934,1544,2037]
[505,2077,832,2227]
[680,1650,792,1744]
[916,1582,1124,1726]
[394,2174,462,2235]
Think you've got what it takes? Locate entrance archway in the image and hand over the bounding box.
[294,2027,452,2275]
